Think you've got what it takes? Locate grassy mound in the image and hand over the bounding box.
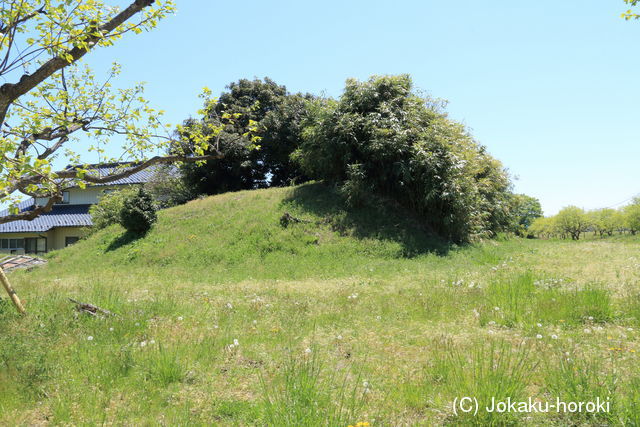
[1,184,640,425]
[47,182,451,282]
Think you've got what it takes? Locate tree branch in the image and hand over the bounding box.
[0,0,156,125]
[56,153,223,184]
[4,152,223,199]
[14,120,86,157]
[0,190,62,225]
[0,6,47,35]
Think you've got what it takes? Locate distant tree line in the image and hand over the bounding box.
[529,199,640,240]
[162,74,546,244]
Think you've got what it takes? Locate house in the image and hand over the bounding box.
[0,163,170,255]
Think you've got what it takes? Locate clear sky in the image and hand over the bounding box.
[83,0,640,215]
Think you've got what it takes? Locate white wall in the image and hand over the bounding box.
[36,185,140,206]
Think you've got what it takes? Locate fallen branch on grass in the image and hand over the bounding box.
[279,212,311,228]
[68,298,116,317]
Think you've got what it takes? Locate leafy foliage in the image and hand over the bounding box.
[119,187,157,234]
[530,199,639,240]
[0,0,185,219]
[553,206,590,240]
[144,165,194,208]
[623,198,640,234]
[588,208,620,237]
[622,0,640,19]
[89,187,138,230]
[508,194,543,235]
[179,78,312,195]
[295,74,513,243]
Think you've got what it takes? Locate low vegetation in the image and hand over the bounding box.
[1,184,640,425]
[90,187,158,235]
[530,199,640,239]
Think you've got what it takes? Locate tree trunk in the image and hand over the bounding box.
[0,267,26,315]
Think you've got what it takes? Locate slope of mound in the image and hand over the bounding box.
[45,182,449,282]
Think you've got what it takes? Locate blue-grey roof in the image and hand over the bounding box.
[0,204,92,233]
[0,162,178,233]
[79,163,177,187]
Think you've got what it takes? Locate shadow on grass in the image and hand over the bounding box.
[106,230,145,252]
[282,182,452,257]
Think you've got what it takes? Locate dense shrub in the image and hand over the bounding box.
[624,199,640,235]
[508,194,543,236]
[295,74,513,243]
[89,187,137,230]
[179,78,312,195]
[144,165,195,208]
[120,188,157,234]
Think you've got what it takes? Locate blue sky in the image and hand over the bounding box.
[84,0,640,215]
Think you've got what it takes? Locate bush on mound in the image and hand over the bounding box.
[120,187,157,234]
[294,74,513,243]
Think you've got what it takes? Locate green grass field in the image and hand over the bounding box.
[2,183,640,425]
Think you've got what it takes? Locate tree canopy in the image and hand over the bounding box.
[529,199,640,240]
[508,194,543,235]
[623,0,640,19]
[179,78,311,196]
[0,0,223,225]
[294,74,513,243]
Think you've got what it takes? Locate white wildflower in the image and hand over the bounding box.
[87,336,94,341]
[536,334,543,339]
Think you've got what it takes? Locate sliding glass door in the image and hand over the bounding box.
[24,237,47,254]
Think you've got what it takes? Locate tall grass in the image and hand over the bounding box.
[480,272,613,328]
[543,350,617,424]
[430,339,536,425]
[260,349,368,426]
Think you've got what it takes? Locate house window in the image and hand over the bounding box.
[0,239,24,249]
[65,237,79,247]
[24,237,46,254]
[61,191,70,204]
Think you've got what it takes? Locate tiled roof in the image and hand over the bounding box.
[0,162,178,233]
[0,204,92,233]
[69,163,177,187]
